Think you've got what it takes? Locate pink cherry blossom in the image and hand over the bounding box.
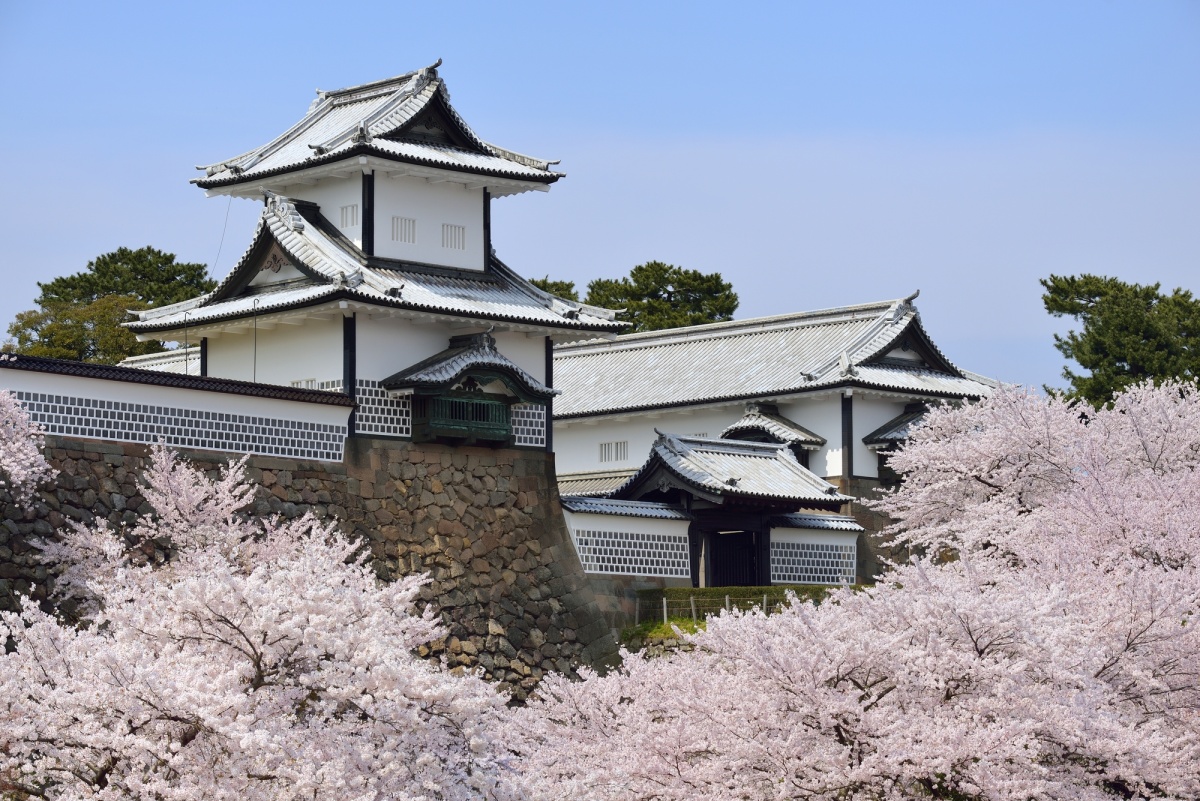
[508,383,1200,799]
[0,389,55,506]
[1,443,520,801]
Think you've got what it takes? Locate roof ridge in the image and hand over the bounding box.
[318,63,433,101]
[554,298,905,355]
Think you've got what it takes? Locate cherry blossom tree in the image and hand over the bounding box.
[0,406,519,801]
[0,384,55,506]
[508,383,1200,800]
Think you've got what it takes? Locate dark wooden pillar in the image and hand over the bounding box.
[482,188,492,267]
[198,338,208,377]
[757,526,772,586]
[361,171,375,256]
[688,525,700,588]
[544,336,554,452]
[841,392,854,482]
[343,314,357,435]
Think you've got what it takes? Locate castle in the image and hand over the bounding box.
[0,64,994,683]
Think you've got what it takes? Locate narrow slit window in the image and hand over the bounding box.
[599,440,628,463]
[340,204,359,228]
[392,216,417,244]
[441,223,466,250]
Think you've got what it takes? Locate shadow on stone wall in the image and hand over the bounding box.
[0,435,619,701]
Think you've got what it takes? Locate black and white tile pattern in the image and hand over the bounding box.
[571,528,690,577]
[15,390,346,462]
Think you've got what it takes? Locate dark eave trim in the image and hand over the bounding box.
[0,354,356,407]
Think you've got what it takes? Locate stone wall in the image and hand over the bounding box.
[0,434,618,701]
[583,573,693,631]
[833,476,905,583]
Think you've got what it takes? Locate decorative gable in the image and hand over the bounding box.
[385,101,476,151]
[247,241,307,288]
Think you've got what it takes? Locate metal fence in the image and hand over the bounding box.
[635,590,838,625]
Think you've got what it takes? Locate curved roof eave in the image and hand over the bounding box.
[127,286,626,336]
[193,142,562,190]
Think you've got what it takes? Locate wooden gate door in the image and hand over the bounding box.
[710,531,759,587]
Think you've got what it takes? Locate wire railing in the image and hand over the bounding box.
[634,584,854,625]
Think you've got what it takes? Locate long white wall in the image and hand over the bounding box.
[206,317,344,387]
[1,368,351,462]
[373,174,484,270]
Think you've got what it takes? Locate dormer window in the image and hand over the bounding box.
[377,332,556,449]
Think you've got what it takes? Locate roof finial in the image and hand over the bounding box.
[904,289,920,304]
[838,351,857,378]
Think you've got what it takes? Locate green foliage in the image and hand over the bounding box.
[584,261,738,333]
[5,295,163,365]
[1042,273,1200,406]
[6,247,214,365]
[529,276,579,302]
[36,246,214,308]
[620,618,706,646]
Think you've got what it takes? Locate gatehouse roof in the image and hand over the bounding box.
[613,432,851,507]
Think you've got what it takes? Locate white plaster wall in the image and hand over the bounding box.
[206,317,344,387]
[492,332,546,386]
[777,396,843,479]
[553,406,741,474]
[373,174,484,270]
[0,369,351,433]
[852,395,907,479]
[286,176,363,248]
[355,317,467,382]
[771,528,859,548]
[562,511,691,543]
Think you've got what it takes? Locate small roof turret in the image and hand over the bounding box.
[194,62,562,197]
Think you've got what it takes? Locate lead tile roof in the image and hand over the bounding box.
[559,497,691,520]
[194,64,561,189]
[769,512,865,532]
[553,296,996,417]
[556,470,638,497]
[615,433,851,505]
[128,195,623,335]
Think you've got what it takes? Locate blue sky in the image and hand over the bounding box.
[1,1,1197,390]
